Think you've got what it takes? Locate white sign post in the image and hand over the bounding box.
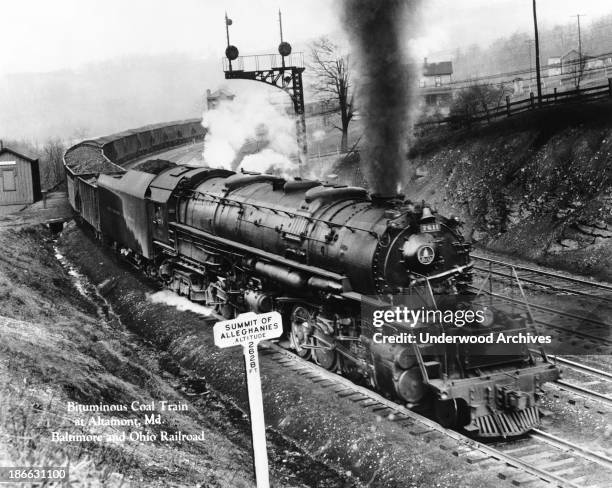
[213,311,283,488]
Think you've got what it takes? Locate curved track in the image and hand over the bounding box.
[471,254,612,409]
[538,354,612,410]
[470,254,612,354]
[261,341,612,488]
[472,254,612,301]
[469,287,612,348]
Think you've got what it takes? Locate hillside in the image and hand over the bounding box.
[0,222,350,487]
[411,101,612,280]
[335,101,612,281]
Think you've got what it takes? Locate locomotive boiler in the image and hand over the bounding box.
[65,131,559,437]
[174,172,472,297]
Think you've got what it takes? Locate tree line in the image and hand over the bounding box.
[452,13,612,80]
[3,138,67,191]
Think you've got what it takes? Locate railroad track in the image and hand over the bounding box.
[548,356,612,382]
[494,429,612,487]
[539,354,612,411]
[468,287,612,353]
[469,285,612,404]
[260,341,612,488]
[550,380,612,410]
[469,254,612,353]
[472,254,612,302]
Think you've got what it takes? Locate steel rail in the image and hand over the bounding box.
[468,286,612,346]
[472,254,612,293]
[531,353,612,382]
[473,264,612,301]
[551,380,612,409]
[531,429,612,470]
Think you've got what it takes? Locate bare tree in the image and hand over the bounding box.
[448,83,512,128]
[42,138,66,190]
[308,37,354,152]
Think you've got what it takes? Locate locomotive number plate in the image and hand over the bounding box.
[420,223,441,233]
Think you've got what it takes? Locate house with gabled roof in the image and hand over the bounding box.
[0,143,42,212]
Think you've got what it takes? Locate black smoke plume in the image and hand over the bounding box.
[340,0,422,195]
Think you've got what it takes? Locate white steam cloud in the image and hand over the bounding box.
[201,92,299,177]
[147,290,212,316]
[239,148,294,175]
[313,129,326,141]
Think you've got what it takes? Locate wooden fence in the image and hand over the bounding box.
[416,78,612,132]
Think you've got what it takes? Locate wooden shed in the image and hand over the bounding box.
[0,146,42,208]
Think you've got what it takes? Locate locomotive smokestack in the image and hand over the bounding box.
[371,193,405,207]
[340,0,422,196]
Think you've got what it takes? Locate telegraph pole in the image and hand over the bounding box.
[532,0,543,105]
[572,14,584,65]
[224,12,238,73]
[278,10,286,69]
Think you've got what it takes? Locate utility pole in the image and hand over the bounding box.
[572,14,584,68]
[278,9,286,69]
[224,12,238,72]
[532,0,543,105]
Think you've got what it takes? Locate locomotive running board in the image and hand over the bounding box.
[170,222,351,288]
[153,240,178,256]
[409,262,474,287]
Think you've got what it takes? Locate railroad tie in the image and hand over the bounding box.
[508,473,540,486]
[538,457,575,470]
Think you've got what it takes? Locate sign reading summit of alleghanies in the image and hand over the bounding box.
[213,311,283,488]
[213,311,283,348]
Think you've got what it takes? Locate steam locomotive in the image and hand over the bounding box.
[64,125,559,438]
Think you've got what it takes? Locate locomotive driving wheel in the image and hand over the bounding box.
[434,397,471,428]
[434,398,459,428]
[312,336,338,371]
[289,305,315,360]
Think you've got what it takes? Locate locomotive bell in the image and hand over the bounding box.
[421,206,434,221]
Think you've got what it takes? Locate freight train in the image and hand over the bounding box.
[64,121,559,438]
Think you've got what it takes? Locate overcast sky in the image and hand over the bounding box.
[2,0,612,76]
